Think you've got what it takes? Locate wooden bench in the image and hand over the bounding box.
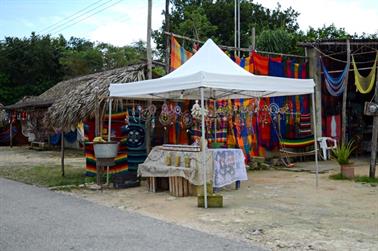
[30,141,48,150]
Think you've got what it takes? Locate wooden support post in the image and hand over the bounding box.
[94,87,100,137]
[308,48,322,138]
[61,131,65,177]
[370,75,378,178]
[145,100,152,154]
[147,0,152,80]
[341,39,350,144]
[164,0,170,74]
[251,27,255,51]
[9,120,13,148]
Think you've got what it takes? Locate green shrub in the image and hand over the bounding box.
[332,140,356,165]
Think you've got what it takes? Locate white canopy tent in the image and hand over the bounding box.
[108,39,318,208]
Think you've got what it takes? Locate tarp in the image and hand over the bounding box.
[109,39,315,99]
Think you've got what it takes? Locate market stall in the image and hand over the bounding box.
[108,39,316,208]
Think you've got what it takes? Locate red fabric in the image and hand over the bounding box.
[270,55,282,63]
[285,60,293,78]
[252,51,269,75]
[325,115,341,141]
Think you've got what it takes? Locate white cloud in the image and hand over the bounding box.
[256,0,378,35]
[88,1,165,46]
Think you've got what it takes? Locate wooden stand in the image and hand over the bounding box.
[146,177,169,192]
[168,176,193,197]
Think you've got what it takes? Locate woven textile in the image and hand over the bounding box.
[352,53,377,94]
[170,37,193,71]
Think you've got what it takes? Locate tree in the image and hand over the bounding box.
[153,0,301,57]
[0,34,147,105]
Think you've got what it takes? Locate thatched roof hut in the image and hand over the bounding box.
[44,63,154,131]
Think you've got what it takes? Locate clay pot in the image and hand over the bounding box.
[340,164,354,179]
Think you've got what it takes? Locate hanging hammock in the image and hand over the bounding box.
[352,52,378,94]
[320,57,349,96]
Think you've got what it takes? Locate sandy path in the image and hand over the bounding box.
[1,146,377,250]
[71,161,378,251]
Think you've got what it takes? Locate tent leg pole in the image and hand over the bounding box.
[200,87,208,209]
[312,93,319,188]
[107,99,113,186]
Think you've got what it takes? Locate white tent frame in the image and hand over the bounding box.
[107,39,319,208]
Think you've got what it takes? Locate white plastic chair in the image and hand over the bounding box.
[317,137,337,160]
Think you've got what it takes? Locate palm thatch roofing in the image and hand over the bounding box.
[44,63,154,131]
[4,96,53,110]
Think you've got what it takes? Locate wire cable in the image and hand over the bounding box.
[44,0,117,35]
[37,0,107,34]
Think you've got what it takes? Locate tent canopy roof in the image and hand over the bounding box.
[109,39,315,99]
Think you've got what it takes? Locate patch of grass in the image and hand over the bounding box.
[329,173,378,185]
[354,176,378,184]
[0,165,95,187]
[329,173,350,180]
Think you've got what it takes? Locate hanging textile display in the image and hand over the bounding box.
[252,51,269,75]
[229,53,254,73]
[269,57,284,77]
[352,53,378,94]
[84,111,129,176]
[321,58,349,97]
[170,37,193,71]
[325,114,341,141]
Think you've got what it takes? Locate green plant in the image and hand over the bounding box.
[332,140,356,165]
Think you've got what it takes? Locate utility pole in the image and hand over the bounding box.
[341,39,350,145]
[146,0,153,154]
[164,0,170,74]
[147,0,152,80]
[370,73,378,178]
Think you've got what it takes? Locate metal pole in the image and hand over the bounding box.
[147,0,152,80]
[234,0,237,54]
[238,0,240,55]
[164,0,170,74]
[200,87,208,209]
[106,99,113,185]
[312,92,319,187]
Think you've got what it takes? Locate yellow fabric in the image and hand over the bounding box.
[352,52,377,94]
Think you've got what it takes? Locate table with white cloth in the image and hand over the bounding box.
[209,148,248,188]
[138,146,248,188]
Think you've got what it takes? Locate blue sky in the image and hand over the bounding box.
[0,0,377,46]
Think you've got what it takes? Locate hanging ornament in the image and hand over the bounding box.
[124,110,129,128]
[181,112,193,128]
[191,100,207,119]
[159,111,171,126]
[174,105,182,115]
[151,117,155,129]
[162,103,168,112]
[148,104,157,115]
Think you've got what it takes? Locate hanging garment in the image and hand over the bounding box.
[252,51,269,75]
[301,62,308,79]
[352,53,378,94]
[325,114,341,141]
[269,58,285,77]
[285,60,294,78]
[321,58,349,97]
[170,37,193,71]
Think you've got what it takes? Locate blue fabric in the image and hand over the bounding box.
[269,60,284,77]
[64,130,77,143]
[50,133,61,145]
[321,58,348,96]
